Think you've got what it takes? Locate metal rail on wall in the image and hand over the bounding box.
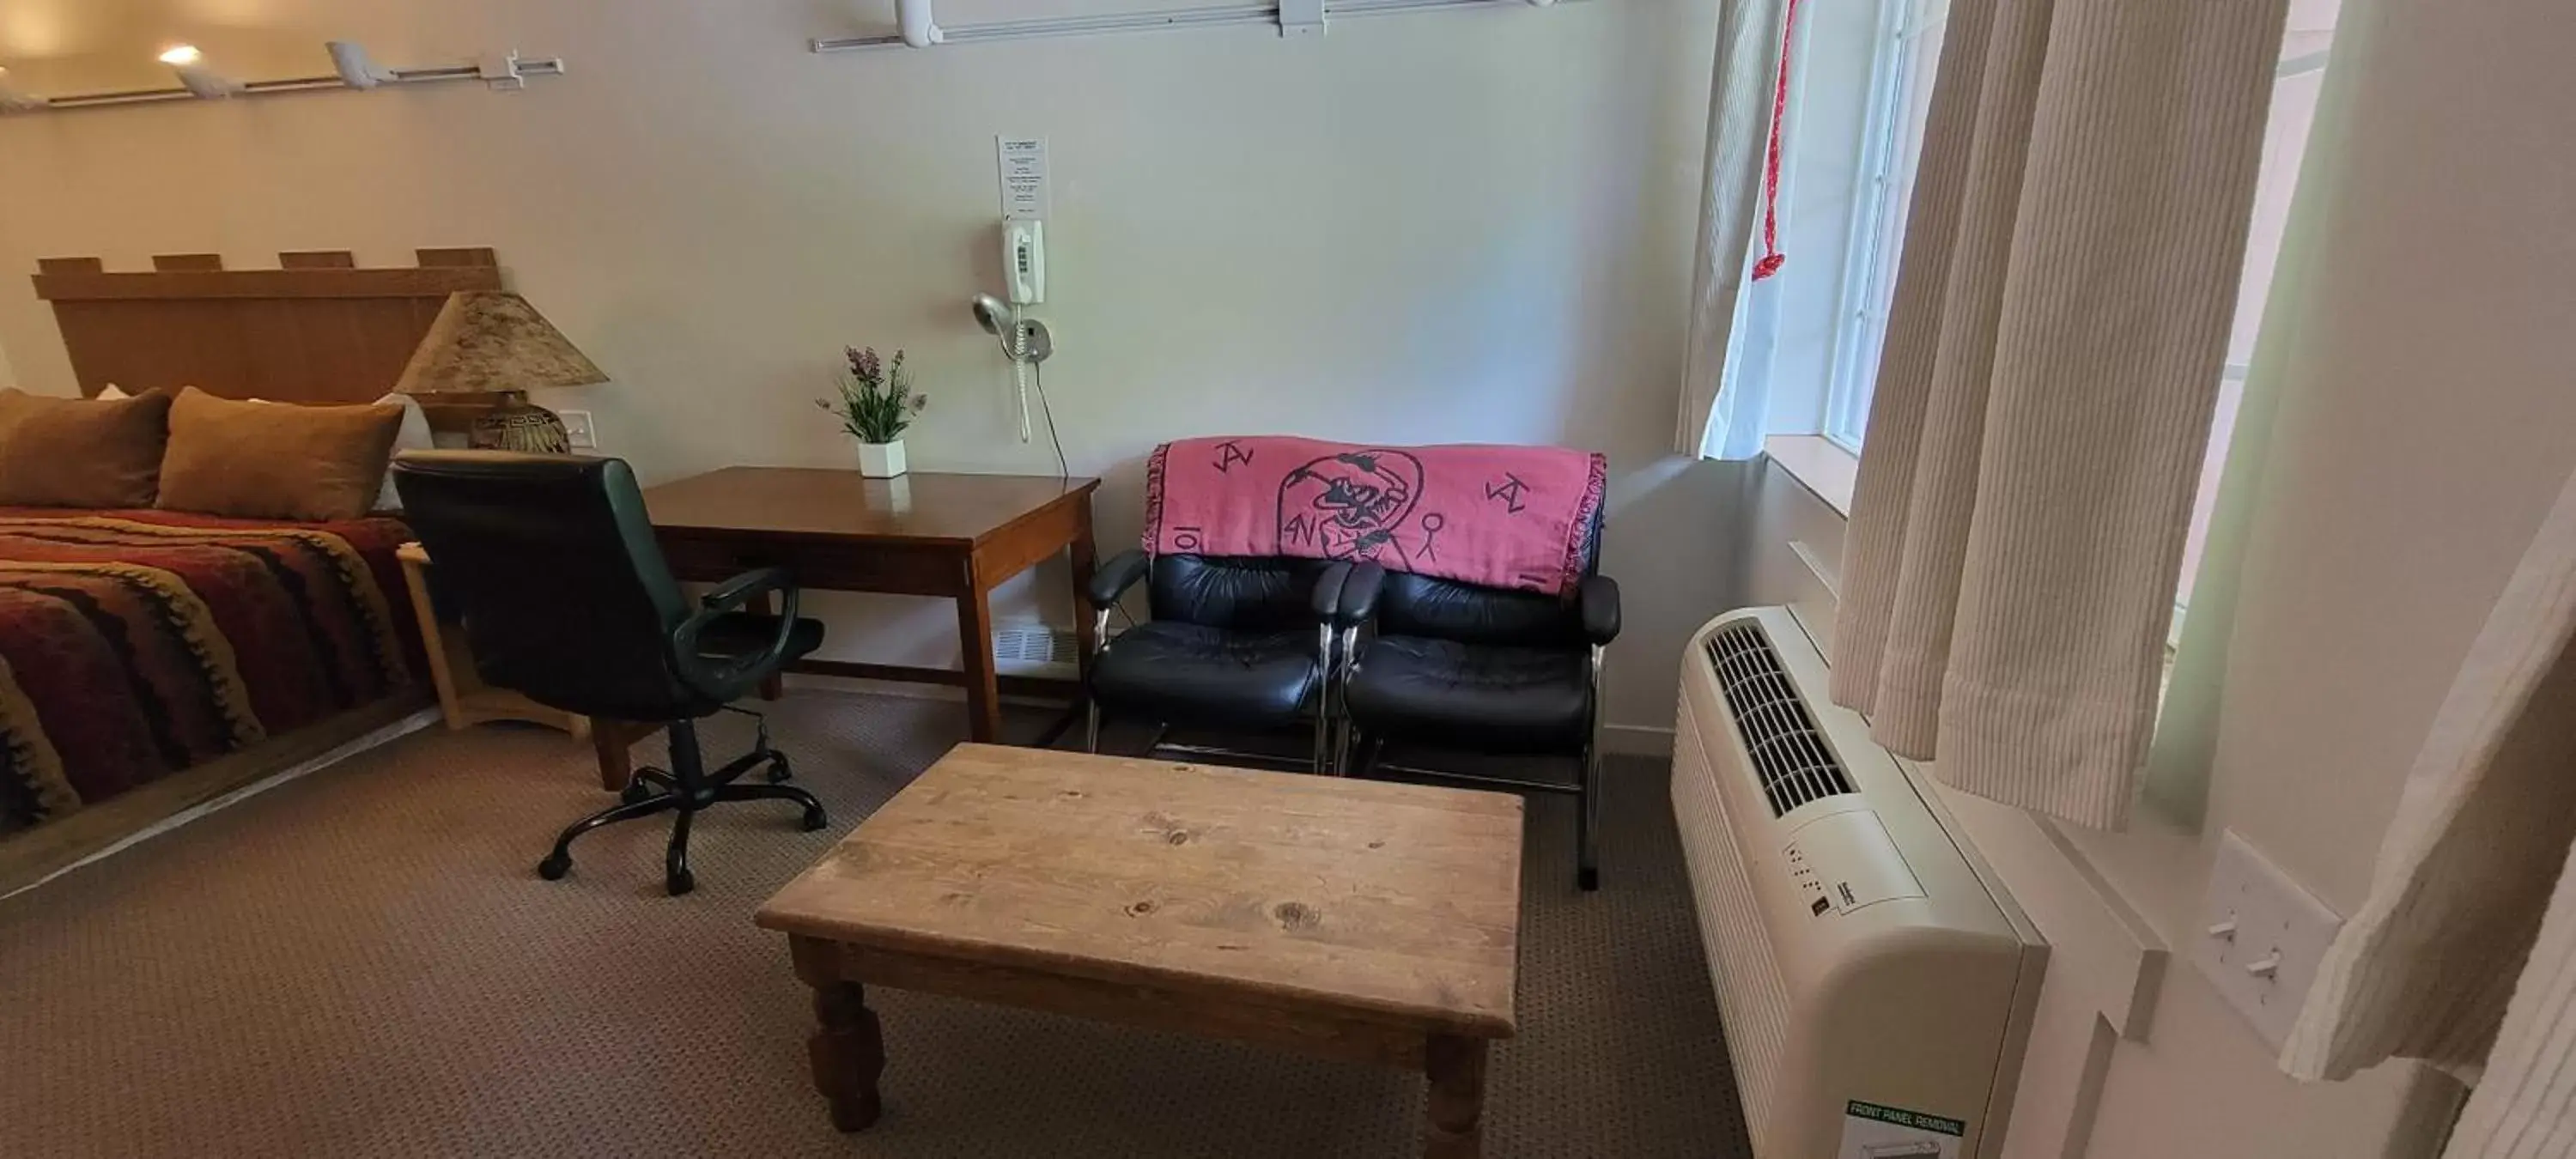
[0,43,564,115]
[811,0,1588,53]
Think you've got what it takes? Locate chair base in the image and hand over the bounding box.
[1353,735,1602,893]
[1085,685,1337,777]
[538,715,826,896]
[1102,719,1335,778]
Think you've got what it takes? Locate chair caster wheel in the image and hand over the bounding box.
[766,755,794,784]
[666,869,696,896]
[802,808,830,833]
[538,854,572,881]
[620,780,654,805]
[1577,866,1599,892]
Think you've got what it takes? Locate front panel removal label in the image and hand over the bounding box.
[1839,1100,1965,1158]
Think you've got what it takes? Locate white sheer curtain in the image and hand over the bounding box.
[1826,0,2287,829]
[1675,0,1789,458]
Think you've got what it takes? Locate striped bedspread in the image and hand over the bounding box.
[0,510,419,835]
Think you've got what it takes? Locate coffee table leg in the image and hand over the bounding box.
[1424,1035,1487,1159]
[806,979,884,1132]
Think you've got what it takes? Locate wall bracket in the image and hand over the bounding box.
[1280,0,1328,37]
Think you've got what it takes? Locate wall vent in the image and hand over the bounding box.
[993,622,1080,677]
[1705,622,1856,816]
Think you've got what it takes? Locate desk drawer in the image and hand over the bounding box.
[656,531,963,597]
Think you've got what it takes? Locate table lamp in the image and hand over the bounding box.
[393,291,608,453]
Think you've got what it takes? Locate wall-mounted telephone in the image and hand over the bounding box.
[974,215,1054,446]
[1003,219,1046,306]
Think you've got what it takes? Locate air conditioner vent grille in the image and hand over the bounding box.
[1706,623,1856,816]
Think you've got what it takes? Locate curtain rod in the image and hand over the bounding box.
[812,0,1583,54]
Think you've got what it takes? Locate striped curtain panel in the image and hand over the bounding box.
[1826,0,2287,828]
[2281,464,2576,1157]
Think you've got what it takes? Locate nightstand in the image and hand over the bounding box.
[397,542,590,740]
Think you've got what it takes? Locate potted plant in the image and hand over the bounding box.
[817,346,927,477]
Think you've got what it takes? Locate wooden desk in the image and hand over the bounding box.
[589,468,1100,790]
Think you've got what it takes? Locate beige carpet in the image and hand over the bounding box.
[0,690,1750,1158]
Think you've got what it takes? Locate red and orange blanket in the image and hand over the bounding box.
[0,510,419,835]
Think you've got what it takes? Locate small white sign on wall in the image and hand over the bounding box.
[1838,1101,1965,1159]
[997,136,1049,221]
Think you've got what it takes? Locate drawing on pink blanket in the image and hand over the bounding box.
[1279,449,1427,568]
[1145,435,1607,598]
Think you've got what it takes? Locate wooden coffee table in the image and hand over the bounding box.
[755,743,1526,1157]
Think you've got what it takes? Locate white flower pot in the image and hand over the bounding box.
[856,440,908,478]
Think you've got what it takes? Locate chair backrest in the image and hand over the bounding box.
[1376,502,1606,649]
[1148,554,1342,633]
[391,451,697,719]
[1376,573,1587,648]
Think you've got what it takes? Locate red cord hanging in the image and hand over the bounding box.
[1752,0,1801,282]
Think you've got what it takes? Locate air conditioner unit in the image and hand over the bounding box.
[1672,606,2045,1158]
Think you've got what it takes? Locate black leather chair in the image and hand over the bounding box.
[1083,552,1350,771]
[391,451,829,896]
[1338,557,1621,890]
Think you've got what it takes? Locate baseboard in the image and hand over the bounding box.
[1602,724,1674,759]
[781,672,1066,710]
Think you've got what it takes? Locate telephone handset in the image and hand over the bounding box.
[1004,220,1046,306]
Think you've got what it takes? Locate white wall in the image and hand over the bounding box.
[0,0,1752,743]
[1747,0,2576,1151]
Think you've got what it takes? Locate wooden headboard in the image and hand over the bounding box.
[29,248,507,431]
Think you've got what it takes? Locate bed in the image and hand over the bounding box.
[0,248,513,894]
[0,507,422,835]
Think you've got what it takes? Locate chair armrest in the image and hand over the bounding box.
[1335,563,1387,628]
[1086,549,1151,609]
[1578,574,1622,646]
[671,567,799,701]
[700,566,793,614]
[1308,562,1353,622]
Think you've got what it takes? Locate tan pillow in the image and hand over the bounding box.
[156,387,405,522]
[0,388,174,508]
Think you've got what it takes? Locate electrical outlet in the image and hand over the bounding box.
[2193,830,2342,1050]
[557,410,597,449]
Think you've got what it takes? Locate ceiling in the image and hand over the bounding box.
[0,0,435,90]
[0,0,309,60]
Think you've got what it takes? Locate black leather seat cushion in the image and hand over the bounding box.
[1346,634,1590,754]
[1090,621,1321,731]
[692,613,826,666]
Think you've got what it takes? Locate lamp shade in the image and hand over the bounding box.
[393,291,608,397]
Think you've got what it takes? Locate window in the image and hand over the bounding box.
[1814,0,2339,624]
[1820,0,1947,453]
[2174,22,2337,615]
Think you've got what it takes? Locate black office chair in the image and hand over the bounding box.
[391,451,829,896]
[1337,552,1621,891]
[1083,552,1350,772]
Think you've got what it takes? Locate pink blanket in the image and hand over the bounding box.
[1143,437,1607,598]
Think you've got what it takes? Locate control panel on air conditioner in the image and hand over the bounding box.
[1785,809,1927,918]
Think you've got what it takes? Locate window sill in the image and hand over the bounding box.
[1763,434,1858,518]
